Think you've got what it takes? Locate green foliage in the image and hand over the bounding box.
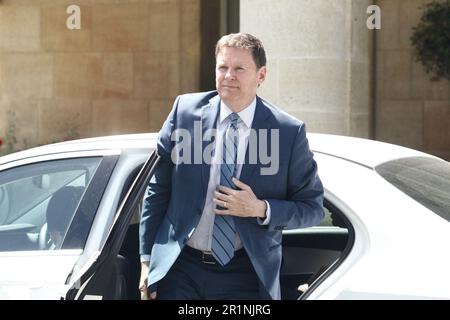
[411,0,450,81]
[2,110,18,156]
[0,110,82,156]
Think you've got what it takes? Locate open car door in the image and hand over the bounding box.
[62,151,159,300]
[0,152,119,300]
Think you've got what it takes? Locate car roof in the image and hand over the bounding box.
[0,132,435,168]
[0,133,158,166]
[308,133,435,168]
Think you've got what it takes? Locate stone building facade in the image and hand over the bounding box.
[0,0,449,160]
[241,0,450,160]
[0,0,200,151]
[375,0,450,160]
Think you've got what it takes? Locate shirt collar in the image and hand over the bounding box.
[219,97,257,128]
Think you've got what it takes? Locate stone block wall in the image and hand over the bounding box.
[240,0,373,138]
[0,0,200,152]
[375,0,450,160]
[241,0,450,160]
[1,0,449,161]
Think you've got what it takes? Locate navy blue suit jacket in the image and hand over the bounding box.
[140,91,324,299]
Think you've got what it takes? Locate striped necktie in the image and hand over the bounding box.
[211,112,240,266]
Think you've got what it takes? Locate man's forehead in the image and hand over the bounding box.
[216,47,255,65]
[217,46,252,56]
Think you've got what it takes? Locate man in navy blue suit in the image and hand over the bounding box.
[139,33,324,300]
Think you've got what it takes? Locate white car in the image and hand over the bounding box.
[0,133,448,300]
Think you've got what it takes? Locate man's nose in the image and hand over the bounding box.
[225,69,236,80]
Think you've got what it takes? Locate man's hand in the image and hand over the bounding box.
[213,178,267,219]
[139,261,157,300]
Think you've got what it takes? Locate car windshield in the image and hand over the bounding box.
[375,156,450,223]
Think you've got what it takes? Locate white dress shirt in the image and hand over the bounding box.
[141,97,271,261]
[186,98,271,252]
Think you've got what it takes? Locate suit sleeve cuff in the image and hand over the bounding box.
[257,200,271,225]
[140,254,151,263]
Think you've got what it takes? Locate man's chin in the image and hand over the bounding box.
[219,86,239,94]
[219,88,239,97]
[218,94,238,106]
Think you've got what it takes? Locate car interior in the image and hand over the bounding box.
[39,186,85,250]
[0,185,85,252]
[279,203,351,299]
[0,158,99,253]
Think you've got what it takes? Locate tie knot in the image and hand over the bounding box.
[229,113,240,127]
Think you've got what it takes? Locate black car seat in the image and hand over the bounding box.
[39,186,84,250]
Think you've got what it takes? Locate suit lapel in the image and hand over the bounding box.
[201,95,221,197]
[239,96,273,184]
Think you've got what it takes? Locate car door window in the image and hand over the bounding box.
[0,157,102,252]
[319,206,347,229]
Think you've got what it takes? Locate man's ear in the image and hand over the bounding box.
[258,66,267,85]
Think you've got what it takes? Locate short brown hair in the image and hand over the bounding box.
[215,33,266,69]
